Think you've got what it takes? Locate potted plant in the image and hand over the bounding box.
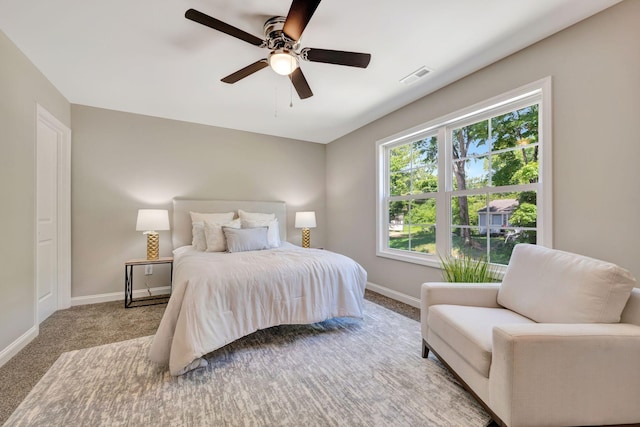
[438,253,497,283]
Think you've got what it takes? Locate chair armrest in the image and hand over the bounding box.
[421,282,501,339]
[489,323,640,427]
[621,287,640,326]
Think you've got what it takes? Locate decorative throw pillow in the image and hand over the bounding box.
[237,209,276,222]
[223,227,269,253]
[497,244,637,323]
[204,219,241,252]
[189,212,235,251]
[241,218,280,248]
[191,221,207,251]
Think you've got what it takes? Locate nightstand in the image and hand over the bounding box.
[124,257,173,308]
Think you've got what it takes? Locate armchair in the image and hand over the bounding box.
[421,244,640,427]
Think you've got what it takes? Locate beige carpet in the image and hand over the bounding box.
[0,290,415,424]
[4,300,490,427]
[0,299,166,424]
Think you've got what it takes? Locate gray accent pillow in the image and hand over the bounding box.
[223,226,269,253]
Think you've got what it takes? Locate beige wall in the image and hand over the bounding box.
[326,0,640,300]
[2,0,638,356]
[71,105,325,298]
[0,31,70,349]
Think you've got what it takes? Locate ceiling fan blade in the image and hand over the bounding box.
[221,60,269,84]
[289,68,313,99]
[302,48,371,68]
[282,0,321,41]
[185,9,264,47]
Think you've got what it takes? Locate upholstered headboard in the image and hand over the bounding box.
[172,199,287,249]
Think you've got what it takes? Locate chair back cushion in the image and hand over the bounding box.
[498,244,636,323]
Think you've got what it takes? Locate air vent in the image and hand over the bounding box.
[399,66,431,85]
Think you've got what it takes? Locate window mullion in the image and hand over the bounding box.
[436,127,450,259]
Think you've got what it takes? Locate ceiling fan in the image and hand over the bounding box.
[185,0,371,100]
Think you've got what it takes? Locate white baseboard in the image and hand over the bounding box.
[72,284,416,308]
[73,284,418,308]
[71,286,172,306]
[366,282,420,308]
[0,325,38,369]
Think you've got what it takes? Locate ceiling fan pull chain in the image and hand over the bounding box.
[290,81,294,108]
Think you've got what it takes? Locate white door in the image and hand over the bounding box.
[37,117,59,323]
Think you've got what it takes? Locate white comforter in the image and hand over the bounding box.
[149,243,367,375]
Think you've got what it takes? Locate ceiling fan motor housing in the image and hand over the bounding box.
[263,16,299,52]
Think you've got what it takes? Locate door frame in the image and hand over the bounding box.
[35,104,71,321]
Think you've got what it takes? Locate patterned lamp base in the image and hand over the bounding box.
[146,232,160,260]
[302,228,311,248]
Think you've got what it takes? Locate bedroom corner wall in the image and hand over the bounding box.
[70,105,325,300]
[0,31,70,355]
[326,0,640,300]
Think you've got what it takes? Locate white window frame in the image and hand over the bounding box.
[376,77,553,269]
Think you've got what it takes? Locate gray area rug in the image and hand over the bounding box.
[4,301,490,426]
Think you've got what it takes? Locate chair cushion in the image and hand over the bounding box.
[498,244,636,324]
[428,305,534,377]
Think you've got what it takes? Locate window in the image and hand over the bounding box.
[386,135,439,254]
[376,78,552,268]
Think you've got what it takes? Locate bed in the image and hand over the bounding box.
[149,199,367,375]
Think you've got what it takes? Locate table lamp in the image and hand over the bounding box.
[295,211,316,248]
[136,209,170,260]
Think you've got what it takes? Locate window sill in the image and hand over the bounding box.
[376,248,507,279]
[376,249,442,268]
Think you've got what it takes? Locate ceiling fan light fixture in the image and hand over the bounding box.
[269,50,298,75]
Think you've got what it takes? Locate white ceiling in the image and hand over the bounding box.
[0,0,620,143]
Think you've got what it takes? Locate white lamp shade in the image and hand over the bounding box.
[269,50,298,75]
[295,211,317,229]
[136,209,170,232]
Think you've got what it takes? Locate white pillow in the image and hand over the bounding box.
[223,227,269,253]
[237,209,275,222]
[190,211,235,223]
[241,218,280,248]
[204,219,241,252]
[498,244,636,323]
[191,222,207,251]
[190,212,235,251]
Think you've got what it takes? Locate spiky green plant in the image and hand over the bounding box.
[439,253,497,283]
